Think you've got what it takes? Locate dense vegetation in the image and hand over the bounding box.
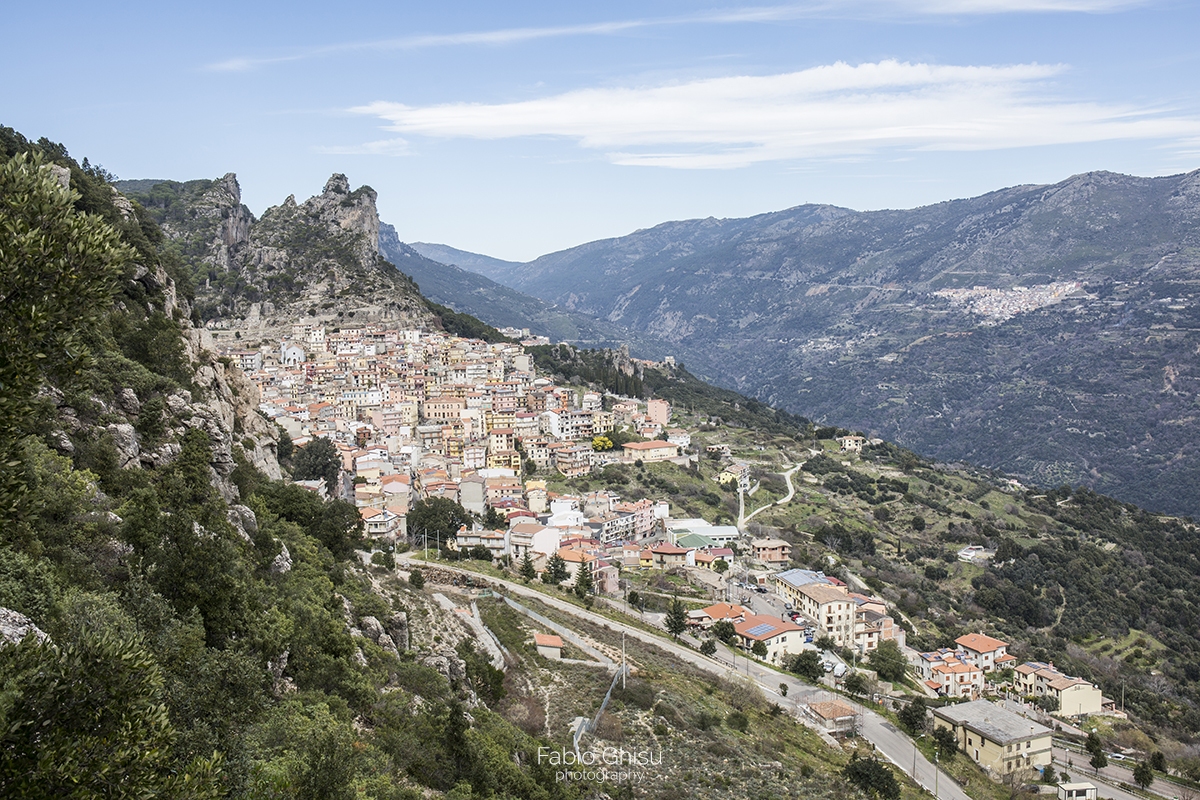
[0,130,582,799]
[528,343,812,436]
[426,300,513,344]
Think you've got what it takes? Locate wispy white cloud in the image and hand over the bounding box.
[346,60,1200,168]
[204,1,1150,72]
[314,138,411,156]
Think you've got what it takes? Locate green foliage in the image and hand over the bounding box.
[457,641,506,706]
[869,640,908,682]
[0,152,132,518]
[0,625,223,799]
[573,561,594,600]
[519,552,536,582]
[409,568,425,589]
[710,620,736,645]
[1089,748,1108,774]
[791,650,824,682]
[426,300,513,343]
[409,497,471,546]
[292,436,341,497]
[897,696,927,734]
[1133,760,1154,790]
[700,639,717,656]
[843,754,901,800]
[844,671,869,696]
[665,598,688,640]
[543,553,569,586]
[933,725,958,760]
[751,640,768,658]
[1033,694,1059,713]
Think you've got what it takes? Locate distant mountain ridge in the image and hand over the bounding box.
[406,241,520,281]
[379,224,663,351]
[462,168,1200,516]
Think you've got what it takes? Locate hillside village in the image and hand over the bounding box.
[216,319,1141,795]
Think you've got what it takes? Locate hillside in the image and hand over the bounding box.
[472,169,1200,517]
[118,173,436,339]
[0,127,911,800]
[380,224,652,349]
[6,126,1200,797]
[407,240,521,281]
[521,362,1200,743]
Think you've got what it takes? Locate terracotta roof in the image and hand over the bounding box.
[734,614,804,641]
[956,632,1008,653]
[534,634,563,648]
[622,440,677,451]
[809,700,857,721]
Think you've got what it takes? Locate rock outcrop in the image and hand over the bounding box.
[129,173,435,343]
[0,608,49,646]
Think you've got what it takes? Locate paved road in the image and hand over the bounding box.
[1053,746,1182,800]
[744,463,803,523]
[401,554,960,798]
[1052,761,1147,800]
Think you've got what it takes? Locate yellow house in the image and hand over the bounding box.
[1013,662,1103,716]
[932,700,1053,777]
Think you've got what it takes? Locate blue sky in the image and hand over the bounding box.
[5,1,1199,261]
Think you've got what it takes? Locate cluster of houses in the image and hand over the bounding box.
[230,324,704,535]
[234,324,1115,781]
[914,633,1106,716]
[243,324,689,503]
[230,323,774,594]
[683,567,902,665]
[772,568,900,654]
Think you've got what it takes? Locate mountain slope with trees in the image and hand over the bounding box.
[464,169,1200,516]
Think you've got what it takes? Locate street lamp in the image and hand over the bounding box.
[913,733,927,780]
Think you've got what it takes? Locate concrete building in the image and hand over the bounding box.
[955,633,1017,673]
[932,700,1053,776]
[733,614,806,664]
[1013,662,1104,716]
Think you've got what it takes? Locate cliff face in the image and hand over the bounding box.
[124,173,435,339]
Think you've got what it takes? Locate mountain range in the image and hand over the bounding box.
[422,169,1200,517]
[121,166,1200,517]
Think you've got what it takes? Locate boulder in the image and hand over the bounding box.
[0,608,49,646]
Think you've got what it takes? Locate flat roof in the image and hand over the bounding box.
[933,700,1053,744]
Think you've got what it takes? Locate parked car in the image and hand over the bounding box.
[784,602,793,610]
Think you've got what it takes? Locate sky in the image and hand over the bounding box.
[4,1,1199,262]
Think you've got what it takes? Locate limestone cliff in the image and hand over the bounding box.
[123,173,435,341]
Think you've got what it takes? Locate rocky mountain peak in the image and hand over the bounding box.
[323,173,351,196]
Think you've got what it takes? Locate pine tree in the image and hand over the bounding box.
[573,561,594,600]
[519,552,536,582]
[544,553,569,585]
[665,598,687,640]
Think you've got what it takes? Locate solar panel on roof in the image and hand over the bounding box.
[745,623,777,637]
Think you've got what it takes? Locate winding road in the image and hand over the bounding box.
[399,553,964,799]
